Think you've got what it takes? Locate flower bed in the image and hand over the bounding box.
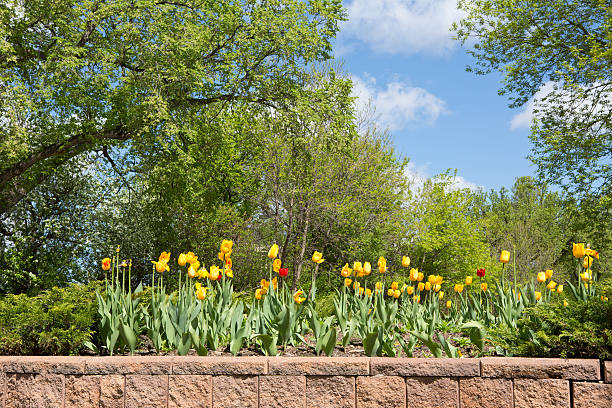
[2,356,611,407]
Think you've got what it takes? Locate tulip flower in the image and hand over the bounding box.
[353,262,364,277]
[446,300,452,308]
[220,239,233,255]
[159,251,171,263]
[438,291,444,300]
[188,265,197,278]
[387,288,394,297]
[563,299,568,307]
[196,286,209,300]
[255,288,264,300]
[341,263,352,277]
[583,256,593,269]
[225,268,233,278]
[393,289,400,299]
[572,243,586,258]
[537,271,546,283]
[344,278,352,287]
[413,295,420,303]
[585,248,599,259]
[363,262,372,275]
[358,287,364,296]
[417,282,425,291]
[293,290,306,304]
[454,284,464,293]
[279,268,288,278]
[268,244,279,259]
[556,285,563,294]
[225,257,232,269]
[197,267,209,280]
[312,251,324,264]
[151,260,169,273]
[535,291,542,301]
[353,281,360,291]
[271,277,278,290]
[375,281,383,290]
[499,250,510,264]
[209,265,221,281]
[481,283,488,291]
[417,272,424,281]
[434,275,443,285]
[424,282,432,291]
[401,284,408,293]
[402,256,410,267]
[476,268,486,278]
[177,253,187,266]
[391,281,398,290]
[365,288,372,297]
[101,258,111,271]
[409,268,419,281]
[546,280,557,291]
[433,284,441,292]
[261,279,269,289]
[428,275,436,284]
[273,258,282,273]
[465,276,473,285]
[185,252,196,264]
[406,286,414,295]
[378,257,387,273]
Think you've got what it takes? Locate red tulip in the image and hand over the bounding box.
[279,268,289,277]
[476,268,486,278]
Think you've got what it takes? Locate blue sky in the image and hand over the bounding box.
[334,0,539,191]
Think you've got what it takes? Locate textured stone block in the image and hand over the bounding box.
[65,375,101,408]
[212,375,258,408]
[460,377,513,408]
[3,356,85,374]
[125,374,168,408]
[513,378,570,408]
[406,377,458,408]
[307,376,354,408]
[370,357,479,377]
[85,356,171,375]
[100,375,124,408]
[573,382,612,408]
[480,357,599,380]
[356,376,405,408]
[6,373,64,408]
[260,375,306,408]
[168,375,212,408]
[172,356,268,375]
[605,361,612,383]
[270,357,368,376]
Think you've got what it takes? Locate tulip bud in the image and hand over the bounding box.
[499,250,510,264]
[402,256,410,268]
[268,244,279,259]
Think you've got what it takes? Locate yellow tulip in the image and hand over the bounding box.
[268,244,279,259]
[402,256,410,268]
[365,288,372,296]
[413,295,420,303]
[101,258,111,271]
[197,267,209,279]
[546,280,557,291]
[417,282,425,291]
[353,281,360,291]
[537,272,546,283]
[255,288,264,300]
[428,275,436,284]
[401,284,408,293]
[424,282,432,291]
[406,286,414,295]
[353,262,363,277]
[391,281,398,290]
[583,256,593,269]
[271,277,278,290]
[556,285,563,294]
[417,272,424,282]
[563,299,569,307]
[178,253,187,266]
[225,268,233,278]
[454,284,464,293]
[261,279,269,289]
[220,239,233,255]
[341,263,352,277]
[375,281,383,290]
[344,278,352,287]
[273,258,282,273]
[188,265,197,278]
[545,269,553,279]
[585,248,599,260]
[499,250,510,264]
[312,251,324,264]
[358,287,364,296]
[209,265,220,281]
[393,289,400,299]
[378,257,387,273]
[465,276,473,285]
[151,260,169,273]
[195,282,201,290]
[481,283,488,291]
[433,284,441,293]
[293,290,306,304]
[580,270,592,282]
[386,288,393,297]
[572,243,585,258]
[409,268,419,281]
[535,291,541,301]
[434,275,443,285]
[438,291,444,300]
[446,300,451,308]
[185,252,196,264]
[196,286,209,300]
[159,251,171,263]
[363,262,372,275]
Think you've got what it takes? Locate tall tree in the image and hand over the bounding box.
[454,0,612,200]
[0,0,345,216]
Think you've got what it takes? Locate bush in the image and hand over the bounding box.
[0,282,100,355]
[490,296,612,359]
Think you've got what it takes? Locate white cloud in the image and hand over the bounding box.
[404,163,480,193]
[351,74,446,130]
[340,0,464,55]
[510,82,555,130]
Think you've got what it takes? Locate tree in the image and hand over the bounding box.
[454,0,612,200]
[0,0,346,216]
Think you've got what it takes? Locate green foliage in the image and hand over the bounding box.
[490,298,612,359]
[0,282,100,355]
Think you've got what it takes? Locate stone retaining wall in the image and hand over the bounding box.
[1,356,611,407]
